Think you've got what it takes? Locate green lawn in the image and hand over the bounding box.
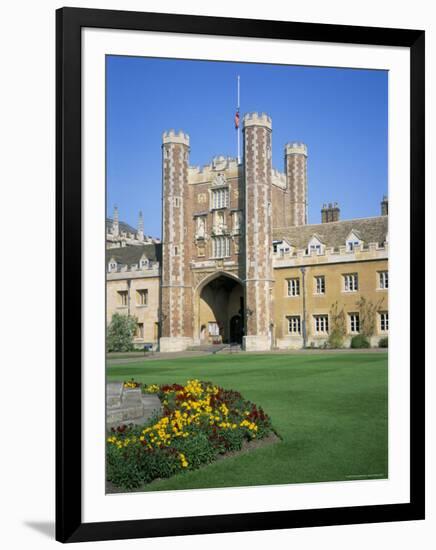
[107,352,388,491]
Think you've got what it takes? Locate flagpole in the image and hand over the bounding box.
[237,75,241,164]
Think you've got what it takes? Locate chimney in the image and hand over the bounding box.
[321,202,340,223]
[381,195,388,216]
[137,210,144,241]
[113,205,119,237]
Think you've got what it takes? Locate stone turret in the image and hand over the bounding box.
[137,210,144,241]
[243,112,273,351]
[112,205,119,237]
[160,130,193,352]
[285,142,308,226]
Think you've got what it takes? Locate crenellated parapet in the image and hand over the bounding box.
[188,156,240,185]
[243,112,272,130]
[162,130,190,146]
[285,142,308,156]
[272,168,287,189]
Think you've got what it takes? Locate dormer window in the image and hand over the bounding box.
[273,240,291,257]
[307,235,324,255]
[108,260,117,272]
[140,258,149,269]
[346,231,362,251]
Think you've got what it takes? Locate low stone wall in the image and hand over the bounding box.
[106,381,162,430]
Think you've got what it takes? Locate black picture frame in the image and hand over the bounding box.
[56,7,425,543]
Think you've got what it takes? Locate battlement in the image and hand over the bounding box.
[188,156,239,184]
[162,130,190,146]
[272,168,287,189]
[285,142,308,156]
[243,112,272,130]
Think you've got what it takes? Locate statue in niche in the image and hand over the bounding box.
[215,211,225,234]
[197,216,206,238]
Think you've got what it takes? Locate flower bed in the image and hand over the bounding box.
[107,379,274,489]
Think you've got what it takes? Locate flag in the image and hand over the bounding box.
[234,110,240,129]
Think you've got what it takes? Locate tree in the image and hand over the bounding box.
[356,296,383,338]
[107,313,138,352]
[328,301,346,348]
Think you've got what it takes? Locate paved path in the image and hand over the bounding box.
[107,347,387,366]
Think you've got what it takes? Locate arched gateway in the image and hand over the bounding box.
[159,113,278,352]
[195,272,244,345]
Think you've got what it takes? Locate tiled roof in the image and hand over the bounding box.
[106,243,162,265]
[273,216,388,250]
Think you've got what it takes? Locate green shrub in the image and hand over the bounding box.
[350,335,370,349]
[379,337,388,348]
[106,313,138,352]
[327,334,343,348]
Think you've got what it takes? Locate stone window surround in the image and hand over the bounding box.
[379,311,389,332]
[378,270,389,290]
[287,315,301,334]
[343,272,359,292]
[136,288,149,307]
[210,187,229,210]
[313,314,329,334]
[348,312,360,334]
[286,277,300,297]
[314,275,326,295]
[117,290,128,307]
[211,235,231,259]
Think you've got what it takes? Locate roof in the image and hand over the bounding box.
[106,218,137,236]
[273,216,388,250]
[106,243,162,265]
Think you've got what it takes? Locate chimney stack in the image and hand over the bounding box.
[321,202,340,223]
[381,195,388,216]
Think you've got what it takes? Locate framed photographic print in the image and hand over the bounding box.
[56,7,425,543]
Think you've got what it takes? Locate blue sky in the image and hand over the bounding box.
[106,56,387,238]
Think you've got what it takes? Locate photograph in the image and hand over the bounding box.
[104,56,389,494]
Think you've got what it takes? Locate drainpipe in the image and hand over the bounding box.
[300,267,307,348]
